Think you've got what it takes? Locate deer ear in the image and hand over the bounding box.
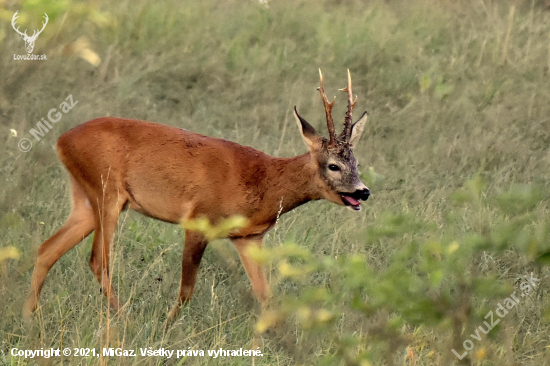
[349,111,368,148]
[294,107,322,151]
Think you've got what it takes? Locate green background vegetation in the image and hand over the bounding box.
[1,0,550,364]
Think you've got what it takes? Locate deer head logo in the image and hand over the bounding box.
[11,11,48,54]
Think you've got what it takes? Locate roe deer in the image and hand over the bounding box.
[23,70,370,320]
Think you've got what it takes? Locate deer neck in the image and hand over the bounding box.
[265,153,321,216]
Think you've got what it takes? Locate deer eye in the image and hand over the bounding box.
[328,164,341,172]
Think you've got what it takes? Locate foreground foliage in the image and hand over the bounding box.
[257,178,549,364]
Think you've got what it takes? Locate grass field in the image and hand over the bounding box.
[1,0,550,364]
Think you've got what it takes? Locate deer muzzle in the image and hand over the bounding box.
[340,188,370,211]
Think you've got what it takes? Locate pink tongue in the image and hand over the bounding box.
[342,195,360,206]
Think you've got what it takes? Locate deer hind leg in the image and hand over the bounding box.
[88,190,126,312]
[232,237,270,305]
[23,176,95,320]
[168,230,208,321]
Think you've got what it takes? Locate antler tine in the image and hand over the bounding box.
[338,69,358,141]
[40,14,48,32]
[317,69,337,147]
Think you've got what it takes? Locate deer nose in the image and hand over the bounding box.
[357,188,370,201]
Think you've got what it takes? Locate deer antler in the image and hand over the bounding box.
[11,11,48,40]
[339,69,357,142]
[11,11,28,38]
[29,13,48,40]
[317,69,337,147]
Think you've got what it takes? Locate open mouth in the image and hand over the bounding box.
[340,190,369,211]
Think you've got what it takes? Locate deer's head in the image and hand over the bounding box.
[294,70,370,211]
[11,11,48,54]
